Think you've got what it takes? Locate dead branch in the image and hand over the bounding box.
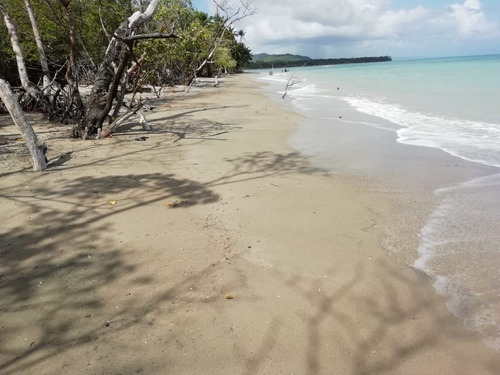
[100,100,147,138]
[121,32,178,42]
[282,73,298,99]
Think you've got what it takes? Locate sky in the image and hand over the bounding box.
[191,0,500,59]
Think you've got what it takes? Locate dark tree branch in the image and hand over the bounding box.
[111,32,178,42]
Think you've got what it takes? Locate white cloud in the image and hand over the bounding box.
[445,0,498,37]
[229,0,500,57]
[374,6,429,37]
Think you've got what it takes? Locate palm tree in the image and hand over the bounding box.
[230,41,251,72]
[237,29,245,42]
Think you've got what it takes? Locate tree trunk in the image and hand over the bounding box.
[0,4,36,97]
[59,0,84,123]
[0,79,47,171]
[24,0,51,89]
[74,0,162,139]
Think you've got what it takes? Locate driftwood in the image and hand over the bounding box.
[0,79,47,171]
[138,110,151,130]
[282,73,298,99]
[100,101,149,138]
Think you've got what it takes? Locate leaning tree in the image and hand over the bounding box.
[76,0,253,139]
[74,0,179,138]
[1,0,254,147]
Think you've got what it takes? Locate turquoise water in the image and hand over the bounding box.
[308,55,500,125]
[255,55,500,350]
[260,55,500,167]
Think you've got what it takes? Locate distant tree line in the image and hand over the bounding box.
[245,55,392,70]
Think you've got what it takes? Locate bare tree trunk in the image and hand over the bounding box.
[0,4,36,97]
[0,79,47,171]
[24,0,51,89]
[74,0,162,139]
[59,0,84,122]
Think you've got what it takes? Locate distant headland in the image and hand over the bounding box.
[245,53,392,69]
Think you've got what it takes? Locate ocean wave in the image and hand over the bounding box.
[257,73,290,84]
[414,173,500,351]
[287,84,320,97]
[344,96,500,168]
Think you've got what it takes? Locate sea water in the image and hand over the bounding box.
[254,55,500,350]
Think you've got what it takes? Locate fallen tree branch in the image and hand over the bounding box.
[121,32,178,42]
[100,100,147,138]
[282,73,298,99]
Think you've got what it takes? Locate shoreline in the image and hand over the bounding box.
[255,70,499,265]
[258,69,500,350]
[1,74,500,374]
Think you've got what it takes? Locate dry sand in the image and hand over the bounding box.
[1,74,499,374]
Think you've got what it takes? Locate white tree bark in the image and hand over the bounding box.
[0,4,36,96]
[128,0,162,29]
[100,101,146,138]
[138,110,151,130]
[24,0,51,89]
[0,79,47,171]
[80,0,163,137]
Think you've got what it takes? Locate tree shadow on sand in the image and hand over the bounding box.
[0,170,222,373]
[3,135,499,373]
[231,257,500,374]
[0,148,326,374]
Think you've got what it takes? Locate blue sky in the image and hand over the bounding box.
[191,0,500,58]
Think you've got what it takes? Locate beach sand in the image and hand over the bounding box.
[1,74,499,374]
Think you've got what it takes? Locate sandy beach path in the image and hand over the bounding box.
[1,74,499,374]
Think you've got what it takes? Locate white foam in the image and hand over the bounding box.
[344,95,500,168]
[415,173,500,351]
[257,72,290,84]
[287,84,322,98]
[432,275,500,351]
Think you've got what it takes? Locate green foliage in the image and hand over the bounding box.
[138,0,208,83]
[0,0,134,81]
[1,0,252,86]
[0,20,15,80]
[251,53,311,62]
[230,41,251,72]
[73,0,132,66]
[246,55,393,69]
[215,46,236,70]
[137,0,246,84]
